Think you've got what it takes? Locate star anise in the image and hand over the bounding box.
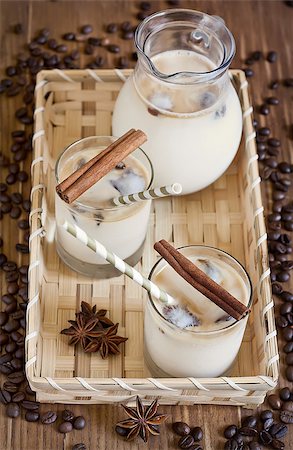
[84,323,128,358]
[80,301,114,328]
[60,312,102,350]
[116,396,168,442]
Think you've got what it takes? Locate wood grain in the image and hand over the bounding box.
[0,1,292,449]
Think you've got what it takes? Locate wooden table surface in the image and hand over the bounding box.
[0,1,292,449]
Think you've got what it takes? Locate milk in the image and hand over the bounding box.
[112,50,242,194]
[55,143,152,278]
[144,246,251,377]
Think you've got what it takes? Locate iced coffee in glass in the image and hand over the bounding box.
[144,245,252,377]
[55,136,153,278]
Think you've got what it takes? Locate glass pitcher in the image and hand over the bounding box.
[112,9,242,195]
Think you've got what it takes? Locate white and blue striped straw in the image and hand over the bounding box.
[112,182,182,206]
[62,221,175,305]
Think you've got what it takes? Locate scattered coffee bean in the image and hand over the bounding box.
[190,427,203,441]
[259,429,273,445]
[263,417,274,431]
[72,445,87,450]
[267,51,277,63]
[267,96,279,105]
[115,424,129,437]
[244,68,254,78]
[58,421,73,433]
[41,411,58,424]
[172,422,191,436]
[269,423,288,439]
[268,395,282,410]
[62,409,75,422]
[0,389,11,405]
[12,391,25,403]
[286,366,293,381]
[108,44,120,53]
[6,402,20,418]
[25,411,40,422]
[224,439,238,450]
[81,24,93,35]
[280,410,293,424]
[260,104,270,115]
[22,400,40,410]
[178,434,195,448]
[73,416,86,430]
[271,439,285,449]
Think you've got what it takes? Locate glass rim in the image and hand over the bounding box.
[147,244,253,335]
[135,8,236,84]
[55,135,154,213]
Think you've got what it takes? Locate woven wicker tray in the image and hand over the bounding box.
[27,69,279,407]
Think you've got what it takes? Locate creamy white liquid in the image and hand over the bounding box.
[112,50,242,194]
[144,249,250,377]
[55,149,151,266]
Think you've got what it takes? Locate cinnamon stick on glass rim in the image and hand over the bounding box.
[56,129,147,204]
[154,240,250,321]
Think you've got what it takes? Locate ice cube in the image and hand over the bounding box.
[162,305,200,328]
[215,104,226,119]
[149,92,173,111]
[110,168,146,195]
[197,259,222,284]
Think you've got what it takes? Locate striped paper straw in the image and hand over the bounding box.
[62,221,175,305]
[112,182,182,206]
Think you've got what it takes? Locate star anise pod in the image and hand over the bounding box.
[84,323,127,358]
[60,312,102,350]
[80,301,114,328]
[116,396,168,442]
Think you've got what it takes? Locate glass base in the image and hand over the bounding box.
[144,344,235,378]
[56,240,146,279]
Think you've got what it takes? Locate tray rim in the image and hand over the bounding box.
[26,68,279,404]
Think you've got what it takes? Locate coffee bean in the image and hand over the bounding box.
[106,23,118,33]
[73,416,86,430]
[284,342,293,353]
[6,173,17,185]
[0,389,11,405]
[286,366,293,381]
[0,183,7,192]
[0,311,8,326]
[61,409,75,422]
[280,410,293,424]
[18,171,28,182]
[9,162,20,174]
[283,327,293,341]
[63,32,75,41]
[12,391,25,403]
[41,411,58,424]
[58,421,73,433]
[281,291,293,302]
[244,68,254,78]
[172,422,191,436]
[16,243,29,254]
[18,219,29,230]
[7,371,25,384]
[3,381,19,393]
[239,426,258,437]
[22,199,31,212]
[249,443,262,450]
[267,97,279,105]
[268,395,282,410]
[271,439,285,449]
[224,440,238,450]
[267,51,277,63]
[178,435,195,448]
[115,424,129,437]
[81,24,93,34]
[260,104,270,115]
[25,411,40,422]
[3,319,20,333]
[6,402,20,418]
[72,445,87,450]
[11,192,23,204]
[25,385,35,396]
[258,127,270,136]
[190,427,203,441]
[284,221,293,231]
[117,56,129,69]
[0,332,9,345]
[108,44,120,53]
[273,191,286,201]
[284,77,293,87]
[280,303,292,315]
[223,425,238,439]
[259,429,272,445]
[22,400,40,410]
[263,417,275,434]
[122,30,134,40]
[10,206,22,220]
[269,423,288,439]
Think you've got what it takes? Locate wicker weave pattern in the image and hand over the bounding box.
[26,69,278,407]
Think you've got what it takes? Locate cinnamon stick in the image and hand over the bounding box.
[56,129,147,204]
[154,240,250,321]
